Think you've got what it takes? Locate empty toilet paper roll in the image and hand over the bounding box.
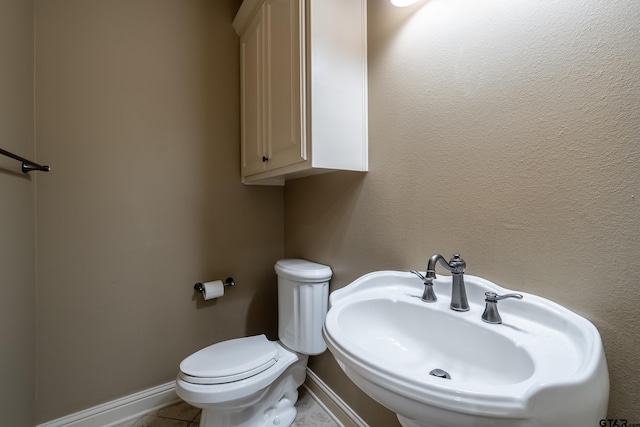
[202,280,224,300]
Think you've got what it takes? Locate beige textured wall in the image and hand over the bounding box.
[35,0,283,423]
[0,1,36,426]
[285,0,640,425]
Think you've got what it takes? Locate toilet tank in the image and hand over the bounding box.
[275,259,332,355]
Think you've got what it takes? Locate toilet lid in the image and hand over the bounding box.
[179,335,279,385]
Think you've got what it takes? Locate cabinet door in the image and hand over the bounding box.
[263,0,305,170]
[240,6,267,176]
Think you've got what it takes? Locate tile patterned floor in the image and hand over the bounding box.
[292,387,340,427]
[113,387,340,427]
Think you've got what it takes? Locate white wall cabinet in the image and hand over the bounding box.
[233,0,368,185]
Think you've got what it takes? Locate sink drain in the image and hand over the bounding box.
[429,369,451,379]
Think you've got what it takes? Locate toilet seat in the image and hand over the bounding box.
[179,335,279,385]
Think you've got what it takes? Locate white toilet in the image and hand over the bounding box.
[175,259,332,427]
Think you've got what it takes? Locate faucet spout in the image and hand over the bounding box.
[425,253,469,312]
[425,254,449,279]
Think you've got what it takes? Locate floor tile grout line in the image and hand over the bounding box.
[154,414,197,422]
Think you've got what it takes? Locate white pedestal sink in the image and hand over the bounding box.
[322,271,609,427]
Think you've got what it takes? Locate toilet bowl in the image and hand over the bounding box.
[176,335,308,426]
[175,259,332,427]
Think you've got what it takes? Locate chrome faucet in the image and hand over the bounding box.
[426,253,469,311]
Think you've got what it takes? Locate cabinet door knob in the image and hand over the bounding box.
[262,156,269,162]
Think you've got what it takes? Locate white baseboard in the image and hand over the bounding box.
[36,382,179,427]
[304,368,369,427]
[36,369,364,427]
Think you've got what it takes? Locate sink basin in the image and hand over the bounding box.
[338,298,535,386]
[322,271,609,427]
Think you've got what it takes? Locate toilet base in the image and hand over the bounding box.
[186,355,308,427]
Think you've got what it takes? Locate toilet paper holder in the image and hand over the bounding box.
[194,277,235,294]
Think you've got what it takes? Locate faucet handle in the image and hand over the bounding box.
[482,292,523,324]
[410,270,437,303]
[410,270,425,281]
[485,291,523,302]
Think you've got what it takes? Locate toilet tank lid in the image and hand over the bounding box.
[275,259,333,283]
